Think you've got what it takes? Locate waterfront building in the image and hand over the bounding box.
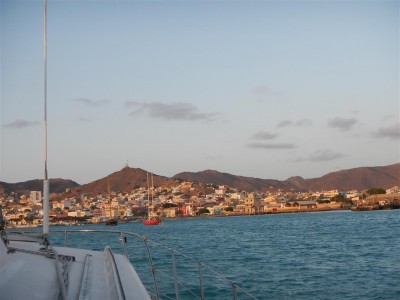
[321,190,339,198]
[364,193,400,205]
[163,207,178,218]
[235,204,245,213]
[30,191,42,204]
[245,193,263,214]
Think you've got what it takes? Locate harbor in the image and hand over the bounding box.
[3,186,399,228]
[1,0,398,298]
[7,210,399,299]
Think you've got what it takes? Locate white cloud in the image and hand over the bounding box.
[3,120,39,129]
[251,131,278,140]
[328,117,357,131]
[296,119,312,127]
[372,123,400,139]
[309,149,344,162]
[74,98,111,107]
[247,142,296,149]
[277,120,293,128]
[277,119,312,128]
[127,101,217,122]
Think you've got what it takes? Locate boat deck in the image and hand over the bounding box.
[0,234,150,300]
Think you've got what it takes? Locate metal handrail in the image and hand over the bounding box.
[6,229,258,300]
[104,246,126,300]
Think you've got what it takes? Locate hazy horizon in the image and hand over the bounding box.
[1,162,399,186]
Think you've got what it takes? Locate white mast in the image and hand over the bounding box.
[146,172,150,218]
[108,180,112,218]
[151,173,154,203]
[43,0,49,235]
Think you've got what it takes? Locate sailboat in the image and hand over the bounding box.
[105,180,118,226]
[0,1,150,298]
[143,173,162,226]
[0,2,262,299]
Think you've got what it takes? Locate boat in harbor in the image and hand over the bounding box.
[0,2,147,298]
[105,181,118,226]
[143,217,162,226]
[0,1,256,299]
[143,173,162,226]
[105,218,118,226]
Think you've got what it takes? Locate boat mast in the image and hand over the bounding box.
[108,180,112,218]
[146,172,150,218]
[151,173,154,204]
[43,0,50,236]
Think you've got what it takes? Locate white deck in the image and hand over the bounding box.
[0,234,151,300]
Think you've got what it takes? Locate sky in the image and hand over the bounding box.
[1,0,399,185]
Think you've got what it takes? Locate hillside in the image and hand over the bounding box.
[65,166,179,197]
[1,163,399,195]
[301,164,400,191]
[0,179,79,195]
[174,163,400,192]
[173,169,293,192]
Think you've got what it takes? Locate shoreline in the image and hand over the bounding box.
[4,206,370,228]
[9,205,400,229]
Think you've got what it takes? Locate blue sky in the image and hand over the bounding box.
[1,0,399,185]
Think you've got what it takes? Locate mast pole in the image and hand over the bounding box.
[108,180,111,217]
[151,173,154,203]
[43,0,50,235]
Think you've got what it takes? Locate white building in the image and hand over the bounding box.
[30,191,41,204]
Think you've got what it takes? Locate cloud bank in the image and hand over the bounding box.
[328,117,357,131]
[74,98,110,107]
[372,123,400,139]
[247,142,296,149]
[277,119,312,128]
[126,101,216,122]
[3,120,39,129]
[309,149,344,162]
[251,131,278,140]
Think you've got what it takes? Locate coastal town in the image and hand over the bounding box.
[1,179,399,227]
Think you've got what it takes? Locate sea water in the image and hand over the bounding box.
[49,210,400,299]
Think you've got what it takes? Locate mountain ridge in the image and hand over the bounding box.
[0,178,79,195]
[1,163,399,195]
[173,163,400,192]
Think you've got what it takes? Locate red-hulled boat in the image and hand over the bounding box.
[143,217,162,226]
[143,172,162,226]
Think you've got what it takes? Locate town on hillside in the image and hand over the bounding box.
[1,182,399,227]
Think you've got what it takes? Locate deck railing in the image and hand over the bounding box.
[6,229,257,300]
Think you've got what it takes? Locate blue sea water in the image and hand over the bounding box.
[49,210,400,299]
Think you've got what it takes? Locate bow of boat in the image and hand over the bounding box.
[0,231,150,300]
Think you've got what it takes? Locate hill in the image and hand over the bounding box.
[174,163,400,192]
[301,164,400,191]
[65,166,179,197]
[0,179,79,195]
[1,163,399,195]
[173,169,293,192]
